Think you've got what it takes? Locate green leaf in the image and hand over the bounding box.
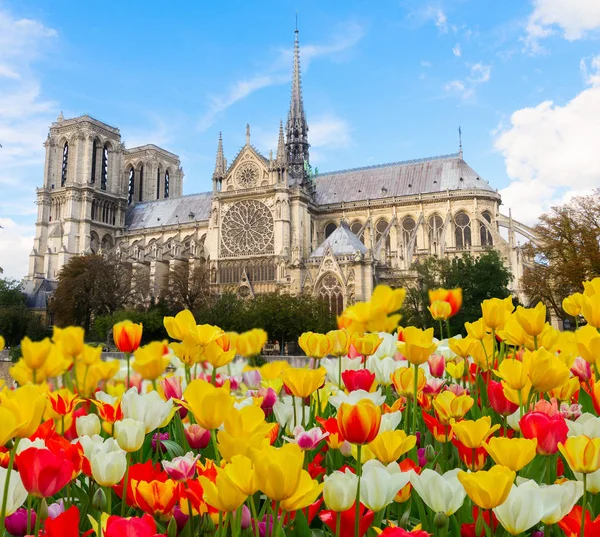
[580,384,595,414]
[292,509,310,537]
[162,439,185,458]
[311,530,326,537]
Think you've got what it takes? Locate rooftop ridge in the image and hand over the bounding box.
[130,191,213,208]
[314,152,460,178]
[52,114,120,133]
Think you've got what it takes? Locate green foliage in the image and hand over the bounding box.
[94,304,170,346]
[400,250,513,333]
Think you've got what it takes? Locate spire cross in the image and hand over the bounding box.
[458,125,463,158]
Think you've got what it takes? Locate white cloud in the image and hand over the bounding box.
[525,0,600,52]
[495,55,600,225]
[444,80,474,99]
[420,60,433,67]
[452,43,462,57]
[468,62,491,83]
[444,62,491,99]
[198,22,364,132]
[424,7,448,34]
[0,219,34,280]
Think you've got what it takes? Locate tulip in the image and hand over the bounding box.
[458,465,515,509]
[520,411,568,455]
[469,335,495,371]
[571,357,592,382]
[0,468,27,517]
[113,320,143,353]
[337,399,382,445]
[566,414,600,438]
[48,389,82,417]
[452,416,500,449]
[497,314,529,347]
[316,416,349,452]
[280,367,326,399]
[163,309,196,341]
[114,419,145,453]
[184,423,211,449]
[539,480,583,525]
[104,513,159,537]
[19,336,52,374]
[342,369,376,392]
[298,332,331,359]
[43,505,80,537]
[481,297,513,330]
[352,333,384,358]
[423,411,453,442]
[5,507,33,537]
[129,478,180,517]
[360,460,411,512]
[131,340,170,381]
[515,302,546,339]
[284,425,329,450]
[396,327,437,366]
[423,378,446,397]
[550,377,580,403]
[484,437,537,472]
[428,300,452,321]
[16,447,74,498]
[329,388,386,409]
[558,505,600,537]
[236,328,268,357]
[576,324,600,368]
[250,443,304,501]
[323,469,358,511]
[217,405,273,461]
[366,356,400,386]
[427,353,445,378]
[453,439,488,471]
[494,358,531,406]
[121,388,175,434]
[378,411,402,433]
[280,469,324,512]
[559,435,600,474]
[221,455,257,497]
[582,294,600,328]
[432,391,474,424]
[445,360,465,380]
[465,318,488,340]
[391,367,426,398]
[564,293,585,318]
[242,369,262,389]
[410,468,466,516]
[494,480,561,536]
[429,288,462,317]
[320,502,375,537]
[0,336,3,351]
[368,430,416,464]
[203,341,236,370]
[485,382,516,420]
[522,348,570,393]
[273,397,311,432]
[326,329,351,357]
[90,439,127,487]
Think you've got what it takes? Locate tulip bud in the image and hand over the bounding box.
[167,517,178,537]
[417,448,427,467]
[38,499,48,523]
[92,487,107,511]
[5,508,33,537]
[434,512,448,529]
[173,506,189,533]
[76,414,101,437]
[114,418,145,453]
[425,444,436,463]
[185,424,211,449]
[240,505,251,529]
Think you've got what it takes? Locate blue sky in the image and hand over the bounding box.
[1,0,600,279]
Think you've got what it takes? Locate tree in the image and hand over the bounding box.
[521,190,600,319]
[52,255,132,331]
[162,262,212,312]
[399,250,513,333]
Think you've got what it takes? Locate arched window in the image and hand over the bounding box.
[138,165,144,202]
[480,211,493,247]
[455,212,472,249]
[164,170,170,198]
[317,273,344,316]
[156,169,161,199]
[61,142,69,186]
[127,167,135,205]
[90,140,98,184]
[375,219,391,252]
[101,145,109,190]
[91,200,96,221]
[428,214,444,252]
[350,221,364,244]
[325,222,337,238]
[402,217,416,244]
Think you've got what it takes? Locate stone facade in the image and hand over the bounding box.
[26,29,533,315]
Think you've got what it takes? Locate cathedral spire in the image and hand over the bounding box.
[458,125,463,159]
[286,25,310,184]
[213,132,226,179]
[276,119,287,166]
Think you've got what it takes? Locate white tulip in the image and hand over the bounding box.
[273,396,310,433]
[114,418,146,453]
[321,357,362,387]
[506,408,521,432]
[323,469,358,512]
[16,438,46,455]
[361,460,411,512]
[574,467,600,493]
[373,333,398,359]
[90,438,127,487]
[366,356,401,386]
[539,480,583,525]
[329,388,386,409]
[121,388,174,434]
[76,413,101,437]
[410,468,466,516]
[77,434,106,460]
[566,413,600,438]
[95,391,119,405]
[0,467,27,516]
[378,411,402,433]
[494,480,561,536]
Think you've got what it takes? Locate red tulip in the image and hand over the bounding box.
[319,503,375,537]
[105,513,165,537]
[380,526,431,537]
[423,411,453,443]
[558,505,600,537]
[487,381,518,416]
[520,411,568,455]
[452,438,488,471]
[460,507,498,537]
[16,447,74,498]
[113,461,168,507]
[342,369,376,392]
[44,506,80,537]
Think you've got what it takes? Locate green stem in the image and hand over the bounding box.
[34,499,44,537]
[355,445,362,537]
[211,367,217,386]
[292,395,297,429]
[26,494,32,535]
[335,511,341,537]
[0,438,19,534]
[412,364,419,435]
[126,353,131,389]
[438,320,445,342]
[302,401,306,427]
[581,473,587,537]
[518,390,524,421]
[97,505,103,537]
[248,496,260,537]
[105,486,112,516]
[273,501,283,536]
[211,429,221,465]
[121,453,130,516]
[534,335,538,350]
[338,357,342,389]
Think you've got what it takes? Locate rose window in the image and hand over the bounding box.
[235,162,260,188]
[220,200,274,257]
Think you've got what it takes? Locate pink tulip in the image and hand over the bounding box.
[571,357,591,382]
[284,426,329,450]
[427,353,445,378]
[185,424,211,449]
[446,383,467,396]
[560,403,582,421]
[423,378,446,396]
[161,451,200,481]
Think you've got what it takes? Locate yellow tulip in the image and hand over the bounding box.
[163,309,197,341]
[202,341,236,369]
[558,435,600,474]
[170,335,201,366]
[280,470,324,512]
[217,406,272,461]
[446,360,465,380]
[53,326,85,358]
[481,297,513,330]
[132,340,170,381]
[0,406,21,446]
[200,469,247,512]
[194,324,223,347]
[448,337,473,359]
[10,360,44,385]
[576,324,600,365]
[183,379,233,430]
[391,366,426,398]
[432,391,474,424]
[236,329,268,357]
[258,360,290,380]
[251,443,304,501]
[428,300,452,321]
[515,302,546,338]
[563,293,584,317]
[457,465,515,509]
[371,285,406,315]
[93,359,120,382]
[484,437,537,471]
[367,430,417,464]
[42,345,72,378]
[582,294,600,328]
[452,416,500,449]
[0,385,47,438]
[468,335,494,371]
[352,333,383,357]
[532,323,560,353]
[326,329,351,357]
[77,344,102,366]
[429,288,463,318]
[222,455,258,496]
[298,332,331,359]
[396,327,438,366]
[465,318,488,340]
[74,360,103,397]
[522,348,570,393]
[20,336,52,371]
[494,358,529,391]
[497,315,528,347]
[280,367,326,398]
[549,377,579,402]
[0,335,4,351]
[583,277,600,297]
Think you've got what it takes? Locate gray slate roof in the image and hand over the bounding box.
[311,222,368,258]
[313,153,495,205]
[23,279,57,310]
[125,193,212,231]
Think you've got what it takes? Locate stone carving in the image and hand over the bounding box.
[235,162,260,189]
[220,200,274,257]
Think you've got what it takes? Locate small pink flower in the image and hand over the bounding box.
[423,378,446,396]
[560,402,582,420]
[571,357,591,382]
[185,424,211,449]
[258,387,278,416]
[284,426,329,450]
[446,383,467,396]
[427,353,445,378]
[242,370,262,389]
[340,441,352,457]
[533,398,559,416]
[160,376,183,400]
[161,451,200,481]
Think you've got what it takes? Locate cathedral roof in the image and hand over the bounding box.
[125,192,212,231]
[313,153,496,205]
[311,221,368,258]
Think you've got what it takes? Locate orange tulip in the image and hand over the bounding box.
[391,367,427,398]
[130,478,180,517]
[429,288,463,317]
[48,389,83,416]
[337,399,381,445]
[113,320,143,353]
